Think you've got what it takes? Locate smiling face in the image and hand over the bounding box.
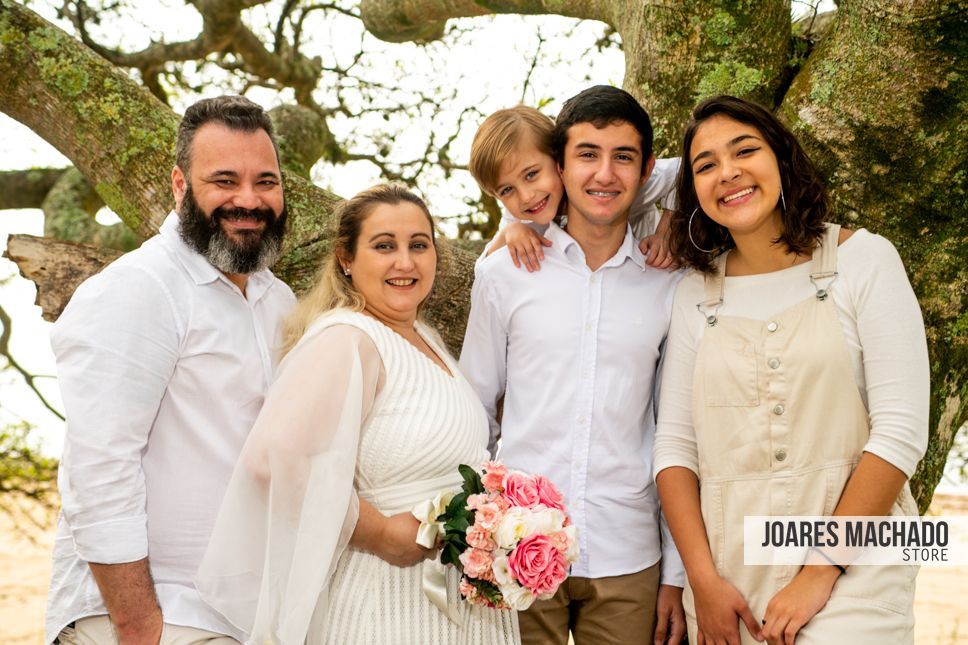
[172,122,286,274]
[493,138,564,225]
[345,201,437,328]
[558,120,652,230]
[689,114,783,240]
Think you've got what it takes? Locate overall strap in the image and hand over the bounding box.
[810,223,841,300]
[697,252,729,326]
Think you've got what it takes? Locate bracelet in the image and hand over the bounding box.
[809,546,846,575]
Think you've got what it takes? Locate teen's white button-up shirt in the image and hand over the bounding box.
[460,222,685,584]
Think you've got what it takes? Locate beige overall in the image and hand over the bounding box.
[685,224,918,643]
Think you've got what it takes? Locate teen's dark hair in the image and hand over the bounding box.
[175,95,279,174]
[551,85,654,175]
[670,95,828,273]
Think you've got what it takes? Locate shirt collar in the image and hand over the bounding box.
[159,211,276,301]
[546,221,647,272]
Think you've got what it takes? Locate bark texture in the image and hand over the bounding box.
[2,234,122,321]
[0,168,68,210]
[778,0,968,511]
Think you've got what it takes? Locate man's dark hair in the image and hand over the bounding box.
[175,95,278,174]
[551,85,654,174]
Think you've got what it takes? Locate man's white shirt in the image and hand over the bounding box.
[460,222,685,584]
[45,213,295,643]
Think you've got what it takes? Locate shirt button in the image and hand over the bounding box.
[772,404,785,415]
[768,358,781,369]
[578,416,587,424]
[775,448,787,461]
[767,321,779,332]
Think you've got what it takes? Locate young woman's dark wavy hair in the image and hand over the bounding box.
[669,95,829,273]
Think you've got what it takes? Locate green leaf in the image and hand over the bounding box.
[458,464,484,495]
[445,516,470,533]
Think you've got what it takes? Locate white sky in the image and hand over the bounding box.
[9,0,964,495]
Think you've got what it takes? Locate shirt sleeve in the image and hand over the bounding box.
[51,266,182,564]
[629,157,682,239]
[847,234,929,477]
[197,323,383,642]
[459,267,508,457]
[654,277,703,478]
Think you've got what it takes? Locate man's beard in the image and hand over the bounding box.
[177,184,287,275]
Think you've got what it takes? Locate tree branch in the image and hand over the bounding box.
[357,0,610,43]
[0,168,69,210]
[0,306,64,421]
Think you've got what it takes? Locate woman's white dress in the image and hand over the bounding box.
[197,309,519,644]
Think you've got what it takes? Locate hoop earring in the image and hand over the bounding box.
[688,209,717,253]
[780,185,787,212]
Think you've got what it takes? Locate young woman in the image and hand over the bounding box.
[197,184,518,644]
[654,96,928,644]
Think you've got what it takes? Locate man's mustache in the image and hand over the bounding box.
[211,206,276,224]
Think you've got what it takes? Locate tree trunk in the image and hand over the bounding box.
[618,0,791,154]
[778,0,968,511]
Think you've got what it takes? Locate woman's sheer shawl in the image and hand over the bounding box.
[196,322,383,643]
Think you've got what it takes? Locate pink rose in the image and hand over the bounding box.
[474,502,503,530]
[493,495,511,512]
[508,534,569,596]
[533,474,566,511]
[467,524,497,551]
[503,472,540,508]
[459,547,494,578]
[466,493,489,510]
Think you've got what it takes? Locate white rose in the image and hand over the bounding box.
[492,554,513,586]
[500,581,536,611]
[494,507,530,549]
[526,507,566,535]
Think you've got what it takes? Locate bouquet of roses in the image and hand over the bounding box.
[412,461,578,611]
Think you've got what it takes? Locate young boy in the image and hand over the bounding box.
[469,104,680,271]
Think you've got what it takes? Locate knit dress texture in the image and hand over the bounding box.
[317,311,519,645]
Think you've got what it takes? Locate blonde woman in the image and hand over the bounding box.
[198,185,519,644]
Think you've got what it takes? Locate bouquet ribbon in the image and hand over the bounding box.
[412,491,462,626]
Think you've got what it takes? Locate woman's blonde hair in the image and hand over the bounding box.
[469,105,555,195]
[279,183,436,357]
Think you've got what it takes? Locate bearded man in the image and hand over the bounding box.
[45,96,295,645]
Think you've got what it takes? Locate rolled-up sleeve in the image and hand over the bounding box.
[850,235,929,477]
[52,266,181,564]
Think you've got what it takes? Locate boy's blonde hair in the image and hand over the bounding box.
[469,105,555,195]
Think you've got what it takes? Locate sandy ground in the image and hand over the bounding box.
[2,495,966,644]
